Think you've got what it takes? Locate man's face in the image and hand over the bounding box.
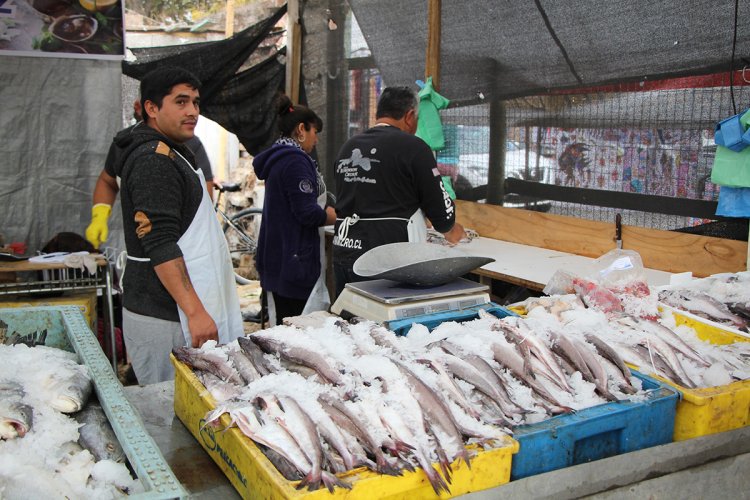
[144,83,200,143]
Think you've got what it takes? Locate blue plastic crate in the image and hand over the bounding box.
[388,301,518,336]
[510,370,679,480]
[0,306,188,499]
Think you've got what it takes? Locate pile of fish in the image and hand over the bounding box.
[174,311,657,494]
[657,271,750,333]
[521,292,750,389]
[0,344,138,498]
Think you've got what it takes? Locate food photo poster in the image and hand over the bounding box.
[0,0,123,59]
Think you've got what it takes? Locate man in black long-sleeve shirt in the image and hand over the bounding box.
[115,67,242,383]
[332,86,465,297]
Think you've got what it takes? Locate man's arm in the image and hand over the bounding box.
[93,169,119,205]
[411,141,466,243]
[205,180,215,201]
[153,257,218,348]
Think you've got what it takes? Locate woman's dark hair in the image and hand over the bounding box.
[276,94,323,137]
[140,66,201,117]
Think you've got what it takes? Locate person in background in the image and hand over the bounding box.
[252,95,336,325]
[332,86,465,297]
[85,100,215,250]
[110,66,243,384]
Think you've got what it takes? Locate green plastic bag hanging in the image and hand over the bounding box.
[416,77,450,151]
[711,109,750,188]
[711,146,750,188]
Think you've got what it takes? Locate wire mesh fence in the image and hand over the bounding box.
[345,66,750,236]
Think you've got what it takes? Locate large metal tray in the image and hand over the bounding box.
[353,242,494,286]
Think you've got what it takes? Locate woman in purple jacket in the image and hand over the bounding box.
[253,96,337,325]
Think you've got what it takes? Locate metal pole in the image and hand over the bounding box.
[104,263,117,372]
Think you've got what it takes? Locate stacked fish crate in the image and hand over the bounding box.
[515,269,750,446]
[170,302,682,497]
[171,316,520,499]
[0,306,186,499]
[651,272,750,440]
[170,272,750,496]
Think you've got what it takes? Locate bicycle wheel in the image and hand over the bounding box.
[223,207,263,279]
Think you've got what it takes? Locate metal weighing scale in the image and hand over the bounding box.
[331,242,514,334]
[330,277,512,335]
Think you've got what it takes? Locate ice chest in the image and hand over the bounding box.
[0,306,187,499]
[510,371,679,480]
[172,355,519,499]
[650,307,750,441]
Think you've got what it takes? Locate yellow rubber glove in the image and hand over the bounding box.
[85,203,112,249]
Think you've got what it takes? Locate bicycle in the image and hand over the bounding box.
[213,182,263,286]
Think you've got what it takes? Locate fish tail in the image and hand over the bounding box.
[400,459,416,473]
[425,466,452,495]
[376,455,402,476]
[435,446,453,482]
[601,390,620,402]
[322,471,352,491]
[459,449,472,469]
[396,440,416,452]
[297,470,322,491]
[619,383,638,395]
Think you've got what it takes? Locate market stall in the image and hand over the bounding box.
[2,0,750,499]
[160,255,750,498]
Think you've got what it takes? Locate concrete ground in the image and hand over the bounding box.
[466,426,750,499]
[125,382,750,499]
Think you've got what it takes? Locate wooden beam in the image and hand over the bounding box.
[224,0,235,36]
[286,0,301,103]
[455,200,748,277]
[425,0,441,89]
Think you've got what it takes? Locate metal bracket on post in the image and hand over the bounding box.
[615,213,622,249]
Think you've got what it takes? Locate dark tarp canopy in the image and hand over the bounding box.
[350,0,750,104]
[201,50,286,156]
[121,5,287,155]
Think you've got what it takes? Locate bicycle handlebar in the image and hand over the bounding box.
[215,182,242,193]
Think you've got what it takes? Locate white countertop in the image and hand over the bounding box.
[451,236,672,290]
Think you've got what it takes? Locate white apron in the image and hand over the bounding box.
[336,208,428,247]
[406,208,428,243]
[301,190,332,315]
[174,154,243,346]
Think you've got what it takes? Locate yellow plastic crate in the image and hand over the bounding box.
[171,356,518,499]
[636,308,750,441]
[506,303,749,441]
[506,305,527,316]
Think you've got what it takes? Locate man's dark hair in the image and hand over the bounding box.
[140,67,201,116]
[376,86,417,120]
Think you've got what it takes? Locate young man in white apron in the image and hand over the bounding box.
[332,86,466,297]
[115,67,243,384]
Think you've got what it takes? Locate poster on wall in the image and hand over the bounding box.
[0,0,123,59]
